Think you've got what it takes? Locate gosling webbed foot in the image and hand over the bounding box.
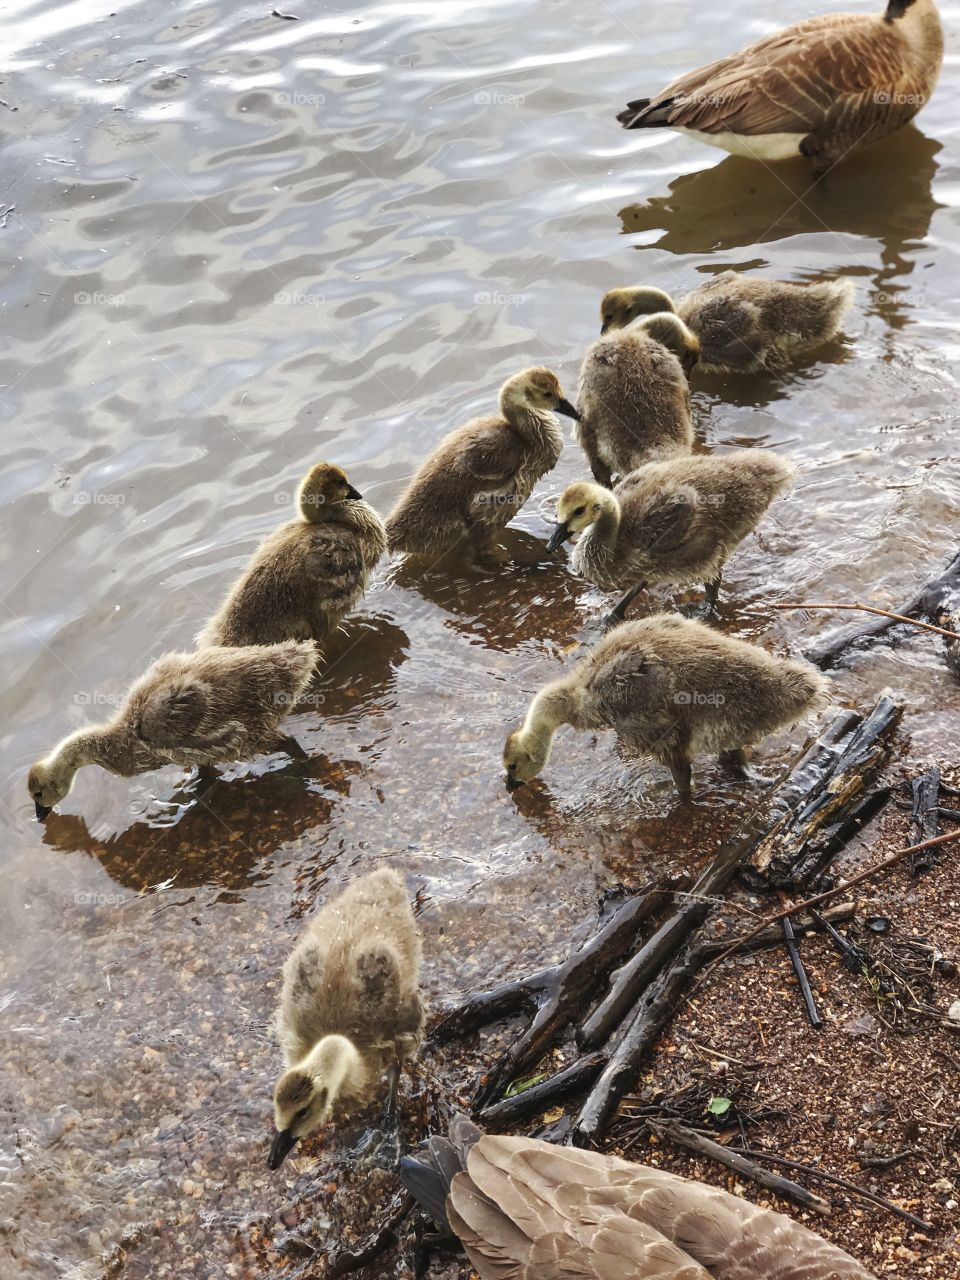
[348,1122,402,1171]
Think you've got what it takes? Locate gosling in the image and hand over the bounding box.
[617,0,943,175]
[546,451,796,622]
[401,1116,878,1280]
[268,867,425,1170]
[27,640,318,819]
[576,313,696,488]
[600,275,856,374]
[197,463,386,649]
[385,367,580,560]
[503,614,828,799]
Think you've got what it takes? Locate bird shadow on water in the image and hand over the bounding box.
[620,128,942,309]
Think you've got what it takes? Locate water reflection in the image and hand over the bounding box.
[620,129,941,317]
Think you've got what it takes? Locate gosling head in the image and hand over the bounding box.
[636,313,701,373]
[600,286,676,335]
[503,726,550,788]
[499,367,580,422]
[268,1034,366,1169]
[27,756,76,821]
[546,481,615,553]
[297,462,363,522]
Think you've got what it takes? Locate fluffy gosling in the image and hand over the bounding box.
[269,867,425,1169]
[385,367,580,559]
[27,640,318,819]
[197,463,386,648]
[617,0,943,175]
[503,614,828,798]
[600,274,856,374]
[401,1115,878,1280]
[547,451,796,621]
[576,314,696,488]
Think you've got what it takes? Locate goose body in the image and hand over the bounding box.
[269,868,425,1169]
[401,1117,877,1279]
[197,464,386,649]
[503,614,828,797]
[617,0,943,174]
[548,452,796,619]
[601,276,856,374]
[577,314,697,488]
[26,640,319,818]
[385,368,579,559]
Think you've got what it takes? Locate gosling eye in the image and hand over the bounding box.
[573,506,586,518]
[294,1106,309,1122]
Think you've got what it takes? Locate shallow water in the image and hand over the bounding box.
[2,0,959,1275]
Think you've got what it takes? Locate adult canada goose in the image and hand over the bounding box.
[600,275,856,374]
[577,314,696,488]
[546,451,796,623]
[400,1115,877,1279]
[503,614,828,798]
[197,463,386,649]
[385,367,580,560]
[268,867,425,1170]
[617,0,943,174]
[26,640,318,819]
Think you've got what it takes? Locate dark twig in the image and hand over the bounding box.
[699,901,856,957]
[726,1145,935,1233]
[776,891,822,1030]
[646,1119,833,1216]
[479,1053,608,1125]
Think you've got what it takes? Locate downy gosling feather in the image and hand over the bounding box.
[385,367,580,559]
[547,451,796,619]
[503,614,829,798]
[197,463,386,649]
[576,313,697,488]
[269,868,425,1169]
[600,275,856,374]
[27,640,318,819]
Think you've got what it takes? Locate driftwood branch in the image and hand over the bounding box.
[794,547,960,669]
[741,696,901,888]
[769,602,960,642]
[430,880,683,1109]
[699,901,855,957]
[911,767,941,874]
[646,1119,833,1216]
[777,892,822,1030]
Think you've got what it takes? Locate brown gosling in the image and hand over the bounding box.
[26,640,318,819]
[546,451,796,622]
[600,275,856,374]
[400,1116,878,1280]
[268,867,425,1170]
[503,614,829,799]
[617,0,943,175]
[197,463,386,649]
[576,313,697,488]
[385,367,580,560]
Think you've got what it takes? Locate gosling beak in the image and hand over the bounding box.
[345,484,363,501]
[267,1128,297,1170]
[600,320,611,335]
[556,398,581,422]
[34,801,53,822]
[505,772,524,791]
[545,521,570,554]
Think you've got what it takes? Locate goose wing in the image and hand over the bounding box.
[448,1138,713,1280]
[623,13,903,137]
[617,481,699,558]
[458,424,523,489]
[457,1139,876,1280]
[130,674,246,754]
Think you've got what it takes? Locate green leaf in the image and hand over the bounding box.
[503,1073,547,1098]
[706,1096,733,1117]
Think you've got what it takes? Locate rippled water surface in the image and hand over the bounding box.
[2,0,959,1275]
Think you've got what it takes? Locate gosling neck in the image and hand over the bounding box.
[525,679,583,740]
[50,726,116,773]
[588,492,621,551]
[500,396,564,451]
